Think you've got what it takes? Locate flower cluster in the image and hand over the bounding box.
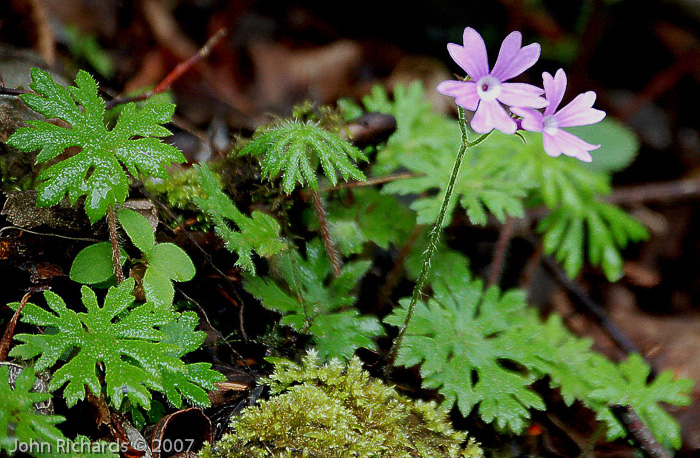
[437,27,606,162]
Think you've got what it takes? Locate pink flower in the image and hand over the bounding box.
[511,69,606,162]
[436,27,547,135]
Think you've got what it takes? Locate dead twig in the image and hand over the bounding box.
[104,28,227,110]
[0,288,45,361]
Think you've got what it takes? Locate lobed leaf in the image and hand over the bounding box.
[6,68,185,223]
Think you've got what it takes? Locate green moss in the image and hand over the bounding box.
[202,352,483,458]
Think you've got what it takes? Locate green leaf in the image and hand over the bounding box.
[240,121,367,193]
[366,83,532,226]
[114,208,195,309]
[158,312,225,408]
[0,365,65,455]
[194,163,287,274]
[538,200,648,281]
[70,242,127,285]
[149,243,195,281]
[117,208,155,257]
[6,68,185,223]
[143,266,175,310]
[9,279,183,409]
[384,262,545,433]
[244,240,383,360]
[570,118,640,174]
[587,354,693,450]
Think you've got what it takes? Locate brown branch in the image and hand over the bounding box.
[314,172,420,194]
[0,289,44,361]
[104,28,227,110]
[487,215,516,287]
[610,404,672,458]
[310,189,342,277]
[538,251,642,358]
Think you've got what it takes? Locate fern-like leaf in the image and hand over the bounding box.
[240,121,367,193]
[194,164,287,273]
[243,239,383,360]
[6,68,185,222]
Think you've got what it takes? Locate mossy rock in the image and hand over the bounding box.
[202,352,483,458]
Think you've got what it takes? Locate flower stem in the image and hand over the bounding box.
[385,108,489,371]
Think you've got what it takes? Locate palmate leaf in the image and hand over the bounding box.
[243,239,383,360]
[159,312,225,408]
[514,313,691,450]
[0,365,65,455]
[6,68,185,222]
[194,164,287,274]
[384,261,545,432]
[8,279,210,410]
[240,121,367,193]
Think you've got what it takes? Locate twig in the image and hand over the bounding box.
[176,286,255,377]
[106,206,124,285]
[538,252,642,357]
[310,189,342,277]
[606,176,700,205]
[519,238,544,290]
[487,215,516,287]
[0,289,44,361]
[313,172,420,194]
[104,28,227,110]
[610,404,672,458]
[28,0,55,66]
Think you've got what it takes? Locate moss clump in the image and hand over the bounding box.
[202,352,483,458]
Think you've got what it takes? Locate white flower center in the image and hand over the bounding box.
[476,76,502,102]
[543,115,559,134]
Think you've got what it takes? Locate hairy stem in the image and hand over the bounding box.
[107,205,124,285]
[310,189,342,277]
[386,108,489,370]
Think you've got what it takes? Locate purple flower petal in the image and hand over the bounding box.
[554,91,606,127]
[436,80,466,97]
[447,27,490,80]
[437,80,480,110]
[510,107,543,132]
[471,100,517,134]
[491,32,541,82]
[499,82,547,109]
[542,69,567,116]
[543,129,599,162]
